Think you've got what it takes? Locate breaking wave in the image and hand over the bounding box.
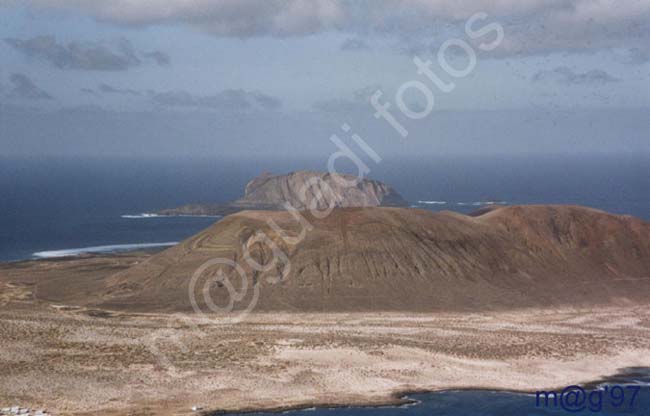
[121,213,161,218]
[457,201,508,206]
[417,200,447,205]
[121,213,222,218]
[33,242,178,258]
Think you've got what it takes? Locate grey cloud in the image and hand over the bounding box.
[80,84,141,96]
[313,83,432,115]
[143,50,171,66]
[148,91,198,107]
[340,38,370,51]
[80,86,274,108]
[7,73,53,100]
[311,98,359,113]
[80,88,100,96]
[393,38,428,56]
[250,91,283,110]
[351,84,382,103]
[312,84,382,113]
[377,1,650,61]
[16,0,344,37]
[5,35,170,71]
[624,47,650,65]
[532,67,620,85]
[12,1,650,59]
[98,83,142,96]
[148,89,282,111]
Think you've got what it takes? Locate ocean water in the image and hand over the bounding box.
[224,369,650,416]
[1,155,649,262]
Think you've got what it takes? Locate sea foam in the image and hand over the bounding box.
[456,201,507,206]
[121,213,222,218]
[33,242,178,258]
[120,213,161,219]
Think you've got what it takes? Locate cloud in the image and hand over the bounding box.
[624,47,650,65]
[532,67,620,85]
[7,73,53,100]
[351,84,382,103]
[313,83,434,114]
[11,1,650,60]
[5,35,170,71]
[15,0,344,37]
[80,87,100,96]
[312,84,381,113]
[340,38,370,51]
[249,91,282,110]
[78,84,281,110]
[143,50,171,66]
[98,83,141,96]
[148,89,282,111]
[311,98,358,113]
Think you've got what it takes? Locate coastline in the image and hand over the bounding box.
[66,370,650,416]
[201,375,643,416]
[0,246,171,265]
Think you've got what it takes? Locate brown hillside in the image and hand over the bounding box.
[94,205,650,312]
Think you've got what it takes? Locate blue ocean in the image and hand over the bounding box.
[1,155,649,262]
[225,378,650,416]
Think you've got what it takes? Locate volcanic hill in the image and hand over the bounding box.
[95,205,650,312]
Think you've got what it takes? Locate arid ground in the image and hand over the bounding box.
[1,254,650,415]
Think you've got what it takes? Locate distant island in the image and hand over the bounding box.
[155,170,408,216]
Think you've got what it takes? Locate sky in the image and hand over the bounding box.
[1,0,649,157]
